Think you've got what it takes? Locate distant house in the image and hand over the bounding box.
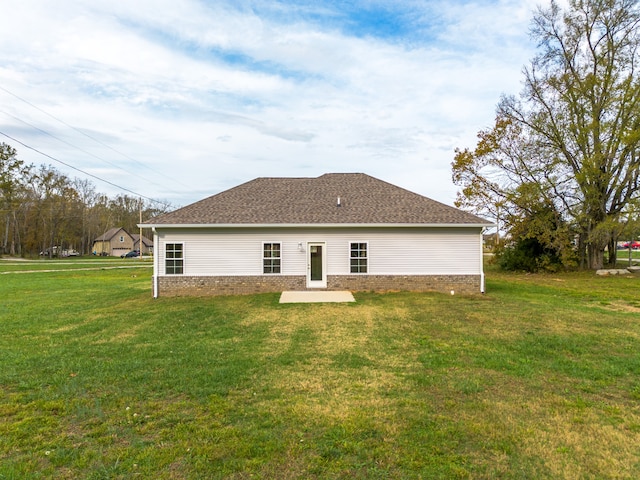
[140,173,493,298]
[93,227,153,256]
[132,233,154,255]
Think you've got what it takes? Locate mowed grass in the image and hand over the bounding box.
[1,261,639,479]
[0,256,152,272]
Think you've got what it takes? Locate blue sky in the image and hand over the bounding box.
[0,0,541,207]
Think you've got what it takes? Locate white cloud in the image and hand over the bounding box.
[0,0,545,207]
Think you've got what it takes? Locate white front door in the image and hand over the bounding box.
[307,242,327,288]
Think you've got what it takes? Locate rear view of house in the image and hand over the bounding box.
[140,173,492,297]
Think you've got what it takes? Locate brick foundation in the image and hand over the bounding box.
[156,274,482,297]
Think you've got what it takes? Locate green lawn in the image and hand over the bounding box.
[615,248,640,266]
[0,256,152,272]
[1,260,639,479]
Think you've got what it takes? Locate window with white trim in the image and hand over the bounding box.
[165,243,184,275]
[263,243,281,274]
[350,242,368,273]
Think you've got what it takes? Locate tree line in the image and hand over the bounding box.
[0,143,172,257]
[453,0,640,271]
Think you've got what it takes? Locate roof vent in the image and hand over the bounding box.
[337,196,341,207]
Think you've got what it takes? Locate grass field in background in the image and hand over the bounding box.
[1,258,639,479]
[614,248,640,266]
[0,256,152,272]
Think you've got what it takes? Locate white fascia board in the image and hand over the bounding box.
[140,223,496,229]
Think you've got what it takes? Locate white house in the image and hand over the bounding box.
[140,173,493,298]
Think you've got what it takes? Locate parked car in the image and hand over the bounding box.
[121,250,140,258]
[621,241,640,249]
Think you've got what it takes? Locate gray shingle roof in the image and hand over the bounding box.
[143,173,491,226]
[94,227,126,241]
[95,228,152,245]
[131,233,153,247]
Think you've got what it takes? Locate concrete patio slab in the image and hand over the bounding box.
[279,291,355,303]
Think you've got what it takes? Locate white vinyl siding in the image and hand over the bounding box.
[154,227,483,277]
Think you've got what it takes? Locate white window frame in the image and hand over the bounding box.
[349,241,368,274]
[262,242,282,274]
[165,242,184,275]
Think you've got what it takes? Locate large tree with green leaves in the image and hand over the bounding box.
[453,0,640,269]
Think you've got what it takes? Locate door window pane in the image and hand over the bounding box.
[310,245,323,280]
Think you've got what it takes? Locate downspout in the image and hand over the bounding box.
[153,228,159,298]
[480,228,486,294]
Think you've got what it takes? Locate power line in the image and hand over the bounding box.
[0,130,162,204]
[0,109,182,197]
[0,85,193,190]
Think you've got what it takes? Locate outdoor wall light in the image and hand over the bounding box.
[298,242,303,251]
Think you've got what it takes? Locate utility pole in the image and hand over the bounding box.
[139,198,143,261]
